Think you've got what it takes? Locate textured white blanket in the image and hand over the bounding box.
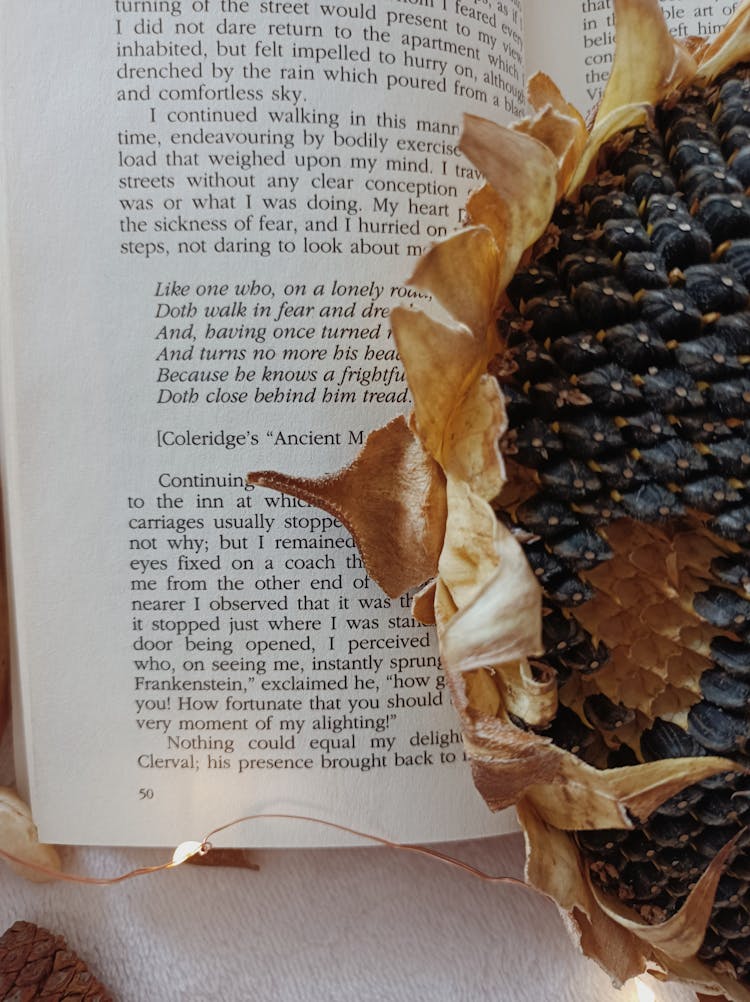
[0,733,695,1002]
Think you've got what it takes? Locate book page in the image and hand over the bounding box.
[525,0,731,116]
[0,0,526,848]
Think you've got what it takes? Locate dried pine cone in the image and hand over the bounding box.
[249,2,750,999]
[0,922,113,1001]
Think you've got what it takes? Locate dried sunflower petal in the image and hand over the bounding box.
[0,788,60,883]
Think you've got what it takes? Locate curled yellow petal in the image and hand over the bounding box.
[516,72,588,198]
[391,307,483,467]
[393,229,508,498]
[590,833,740,960]
[438,478,542,672]
[518,800,651,986]
[527,70,581,116]
[567,104,652,194]
[391,227,504,484]
[465,183,509,256]
[441,558,544,674]
[443,372,507,504]
[438,478,502,608]
[408,225,501,347]
[519,798,588,913]
[459,115,558,291]
[0,788,61,882]
[595,0,696,124]
[521,805,750,997]
[494,659,558,730]
[248,416,446,599]
[666,957,750,1002]
[463,666,502,718]
[528,753,734,830]
[566,0,696,192]
[695,2,750,82]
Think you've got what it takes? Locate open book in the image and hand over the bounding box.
[0,0,728,849]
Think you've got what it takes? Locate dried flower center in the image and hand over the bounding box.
[496,67,750,981]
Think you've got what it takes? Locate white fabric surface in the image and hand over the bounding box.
[0,735,699,1002]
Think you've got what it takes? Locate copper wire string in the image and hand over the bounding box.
[0,812,537,890]
[0,846,185,884]
[202,812,533,888]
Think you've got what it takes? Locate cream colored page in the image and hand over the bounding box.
[1,1,527,848]
[525,0,733,115]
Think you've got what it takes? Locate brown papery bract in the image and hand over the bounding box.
[248,416,446,600]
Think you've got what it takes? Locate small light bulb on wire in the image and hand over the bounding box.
[171,841,204,867]
[635,978,657,1002]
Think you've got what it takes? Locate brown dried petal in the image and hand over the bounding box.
[463,667,502,718]
[439,478,506,606]
[527,70,582,118]
[435,581,501,719]
[517,72,588,198]
[463,711,732,829]
[410,579,437,626]
[523,804,750,998]
[669,955,750,1002]
[519,799,589,913]
[536,754,735,829]
[187,848,259,872]
[465,184,509,258]
[248,416,445,599]
[391,227,505,488]
[0,788,60,882]
[459,116,558,292]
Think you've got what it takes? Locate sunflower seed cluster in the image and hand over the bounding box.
[496,68,750,981]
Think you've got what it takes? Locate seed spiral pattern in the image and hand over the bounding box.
[495,67,750,981]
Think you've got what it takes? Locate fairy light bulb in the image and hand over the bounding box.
[635,979,656,1002]
[171,841,203,866]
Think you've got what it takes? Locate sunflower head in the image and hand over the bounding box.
[250,3,750,997]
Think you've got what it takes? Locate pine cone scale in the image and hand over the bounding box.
[0,924,113,1002]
